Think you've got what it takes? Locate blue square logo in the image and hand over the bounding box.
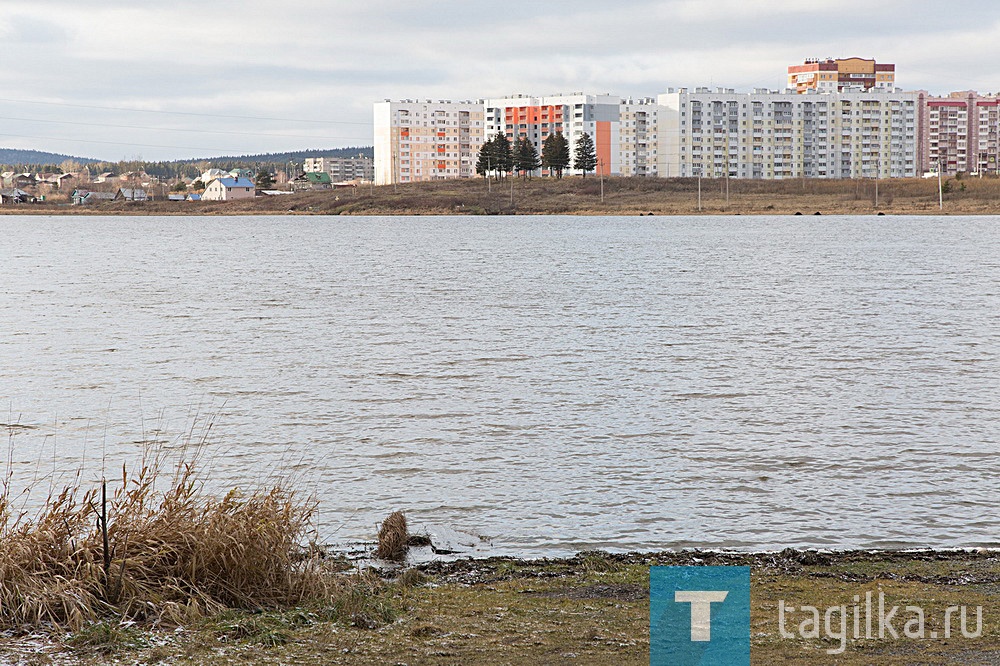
[650,566,750,666]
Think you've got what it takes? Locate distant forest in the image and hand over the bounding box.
[0,146,373,179]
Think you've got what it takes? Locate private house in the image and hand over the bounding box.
[229,168,255,180]
[72,189,116,205]
[8,173,37,189]
[40,173,75,189]
[201,177,254,201]
[291,172,332,190]
[119,171,152,185]
[0,188,32,204]
[200,168,228,183]
[113,188,149,202]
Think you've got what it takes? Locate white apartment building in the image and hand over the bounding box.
[303,154,374,182]
[484,93,623,175]
[373,100,486,185]
[620,98,660,177]
[657,87,918,179]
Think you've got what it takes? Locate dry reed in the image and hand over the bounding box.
[375,511,408,561]
[0,448,329,631]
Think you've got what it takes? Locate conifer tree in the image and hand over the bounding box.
[541,132,570,179]
[477,132,513,180]
[494,132,514,179]
[476,134,496,178]
[573,132,597,177]
[514,137,541,179]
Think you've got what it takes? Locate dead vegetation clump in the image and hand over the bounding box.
[0,449,330,632]
[375,511,409,561]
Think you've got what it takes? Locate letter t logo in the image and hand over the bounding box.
[674,591,729,641]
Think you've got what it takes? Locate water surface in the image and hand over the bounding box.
[1,214,998,555]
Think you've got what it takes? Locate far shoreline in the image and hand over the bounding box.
[3,176,999,217]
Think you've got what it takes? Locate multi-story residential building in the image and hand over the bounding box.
[373,100,485,185]
[303,154,374,182]
[787,58,895,94]
[374,61,1000,183]
[657,87,918,179]
[620,98,660,177]
[915,91,1000,175]
[484,93,623,175]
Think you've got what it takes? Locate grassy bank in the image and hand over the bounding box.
[2,452,996,664]
[5,175,1000,216]
[5,548,999,664]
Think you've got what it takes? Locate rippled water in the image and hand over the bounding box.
[1,214,998,555]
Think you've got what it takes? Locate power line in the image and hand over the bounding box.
[0,97,375,126]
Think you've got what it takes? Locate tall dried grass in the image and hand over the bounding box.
[375,511,408,562]
[0,448,329,631]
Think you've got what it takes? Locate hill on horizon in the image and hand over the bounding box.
[0,148,100,168]
[0,146,373,170]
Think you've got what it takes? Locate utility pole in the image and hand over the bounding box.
[599,159,604,204]
[697,169,702,212]
[875,157,879,210]
[725,167,730,209]
[937,158,943,210]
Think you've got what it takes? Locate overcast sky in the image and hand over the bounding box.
[2,0,999,162]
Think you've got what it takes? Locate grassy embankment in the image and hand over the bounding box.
[7,174,1000,216]
[2,452,998,666]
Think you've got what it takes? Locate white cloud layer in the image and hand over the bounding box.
[1,0,999,160]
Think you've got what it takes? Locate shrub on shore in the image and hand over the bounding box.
[0,450,330,631]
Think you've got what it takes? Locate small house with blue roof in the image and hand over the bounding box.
[202,177,255,201]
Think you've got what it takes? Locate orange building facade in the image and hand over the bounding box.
[485,94,622,176]
[788,58,895,94]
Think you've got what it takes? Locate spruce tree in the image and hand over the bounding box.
[573,132,597,177]
[514,138,541,179]
[494,132,513,179]
[542,132,570,179]
[476,135,496,178]
[477,132,513,180]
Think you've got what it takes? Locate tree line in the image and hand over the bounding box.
[476,131,598,180]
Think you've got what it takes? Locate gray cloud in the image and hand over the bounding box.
[1,0,999,160]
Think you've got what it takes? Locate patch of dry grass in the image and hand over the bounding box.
[0,447,329,632]
[9,173,1000,216]
[375,511,408,562]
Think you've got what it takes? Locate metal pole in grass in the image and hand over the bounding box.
[599,159,604,204]
[725,167,730,209]
[875,157,879,210]
[938,158,943,210]
[697,168,702,212]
